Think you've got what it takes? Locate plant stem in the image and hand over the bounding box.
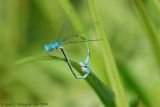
[11,55,115,107]
[132,0,160,67]
[88,0,130,107]
[148,0,160,18]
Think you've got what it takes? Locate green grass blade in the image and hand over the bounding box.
[148,0,160,17]
[88,0,130,107]
[132,0,160,67]
[11,55,115,107]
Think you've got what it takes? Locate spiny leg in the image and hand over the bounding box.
[47,50,56,59]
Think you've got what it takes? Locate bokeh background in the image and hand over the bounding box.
[0,0,160,107]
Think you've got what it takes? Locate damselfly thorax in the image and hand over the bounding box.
[44,42,61,52]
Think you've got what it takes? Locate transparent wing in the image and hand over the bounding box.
[56,19,75,41]
[56,20,100,42]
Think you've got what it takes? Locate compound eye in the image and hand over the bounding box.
[79,61,85,66]
[44,45,52,52]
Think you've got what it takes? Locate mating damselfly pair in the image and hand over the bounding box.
[44,21,100,79]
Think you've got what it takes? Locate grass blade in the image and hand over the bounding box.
[88,0,130,107]
[132,0,160,67]
[11,55,115,107]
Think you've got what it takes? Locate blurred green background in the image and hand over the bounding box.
[0,0,160,107]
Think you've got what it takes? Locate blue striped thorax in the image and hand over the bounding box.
[44,42,61,52]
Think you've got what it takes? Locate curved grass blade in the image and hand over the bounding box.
[11,55,115,107]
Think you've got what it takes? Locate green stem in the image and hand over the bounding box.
[11,55,115,107]
[132,0,160,67]
[88,0,130,107]
[148,0,160,18]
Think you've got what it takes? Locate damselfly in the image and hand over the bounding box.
[44,35,93,79]
[44,20,100,79]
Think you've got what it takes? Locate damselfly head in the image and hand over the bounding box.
[44,45,52,52]
[79,61,91,74]
[79,61,86,67]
